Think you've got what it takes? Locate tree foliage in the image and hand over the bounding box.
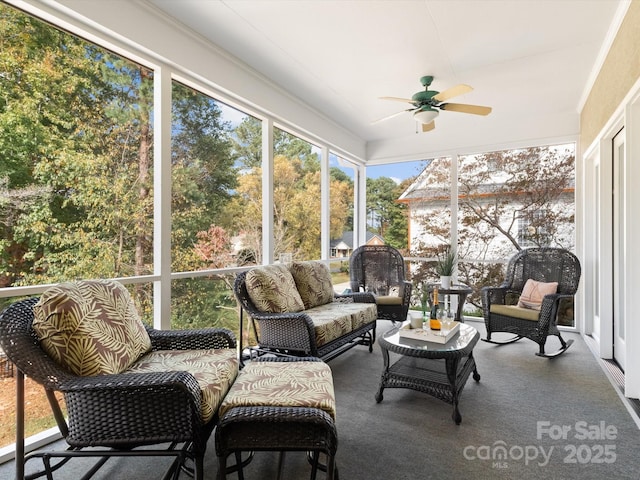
[233,118,319,170]
[366,177,409,250]
[0,6,153,289]
[0,5,242,329]
[170,82,237,272]
[226,118,354,262]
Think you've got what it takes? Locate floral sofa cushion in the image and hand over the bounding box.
[33,280,152,376]
[304,301,377,346]
[124,348,238,423]
[218,360,335,420]
[304,304,353,347]
[289,261,335,309]
[245,264,305,313]
[339,301,378,329]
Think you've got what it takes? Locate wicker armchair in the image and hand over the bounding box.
[481,248,581,357]
[0,292,237,480]
[349,245,413,322]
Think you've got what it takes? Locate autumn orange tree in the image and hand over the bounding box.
[225,119,354,263]
[224,154,353,263]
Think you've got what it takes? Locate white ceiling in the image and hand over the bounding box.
[148,0,624,162]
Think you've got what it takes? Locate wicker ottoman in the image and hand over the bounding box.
[215,357,338,480]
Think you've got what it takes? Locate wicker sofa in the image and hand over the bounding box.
[234,260,378,361]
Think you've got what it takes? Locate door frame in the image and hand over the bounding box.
[624,89,640,398]
[582,124,616,357]
[612,127,626,370]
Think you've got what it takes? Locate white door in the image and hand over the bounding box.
[613,128,626,370]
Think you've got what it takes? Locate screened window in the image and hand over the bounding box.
[0,3,156,449]
[329,154,355,258]
[271,128,321,261]
[0,5,154,300]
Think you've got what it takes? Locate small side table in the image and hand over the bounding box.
[427,283,472,322]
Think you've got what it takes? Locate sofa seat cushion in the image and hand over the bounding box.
[490,304,540,322]
[340,302,377,329]
[290,261,334,309]
[33,280,152,376]
[245,264,305,313]
[124,348,238,423]
[305,304,353,347]
[218,360,335,420]
[305,302,377,346]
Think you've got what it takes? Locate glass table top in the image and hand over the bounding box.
[381,322,479,353]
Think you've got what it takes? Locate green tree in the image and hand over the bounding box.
[1,6,238,284]
[366,176,408,249]
[0,5,120,286]
[167,84,240,330]
[233,117,318,169]
[170,82,237,271]
[384,177,412,249]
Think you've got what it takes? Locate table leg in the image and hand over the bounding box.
[473,369,481,381]
[471,351,481,382]
[375,346,390,403]
[445,356,462,424]
[455,293,468,322]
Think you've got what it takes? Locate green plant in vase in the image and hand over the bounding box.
[435,244,457,289]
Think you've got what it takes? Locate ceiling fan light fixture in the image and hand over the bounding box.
[379,76,492,132]
[413,108,439,124]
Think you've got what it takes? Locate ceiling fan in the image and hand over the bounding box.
[374,76,492,132]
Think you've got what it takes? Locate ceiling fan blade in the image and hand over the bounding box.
[422,121,435,132]
[379,96,415,103]
[432,84,473,102]
[371,108,414,124]
[440,103,492,116]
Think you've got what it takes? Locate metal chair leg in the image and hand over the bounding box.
[16,369,25,480]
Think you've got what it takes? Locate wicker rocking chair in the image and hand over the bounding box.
[481,248,581,358]
[349,245,413,322]
[0,281,238,480]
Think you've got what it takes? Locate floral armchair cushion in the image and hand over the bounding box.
[289,261,335,309]
[124,348,238,423]
[245,264,305,313]
[33,280,152,376]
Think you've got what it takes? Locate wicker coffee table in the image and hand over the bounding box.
[375,323,481,424]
